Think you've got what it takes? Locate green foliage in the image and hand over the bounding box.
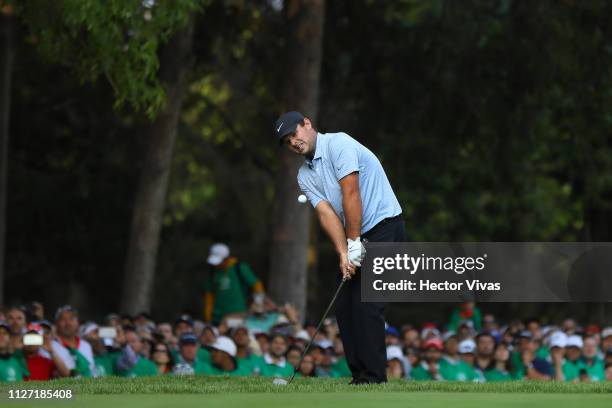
[16,0,203,117]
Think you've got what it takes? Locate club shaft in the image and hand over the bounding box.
[288,277,347,384]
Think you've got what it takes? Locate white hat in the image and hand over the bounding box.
[565,335,583,349]
[458,338,476,354]
[315,339,333,349]
[79,322,99,337]
[601,327,612,339]
[421,327,441,339]
[386,345,404,361]
[549,331,567,348]
[294,329,310,342]
[208,336,237,357]
[207,243,230,266]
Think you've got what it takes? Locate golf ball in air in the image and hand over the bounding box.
[298,194,307,203]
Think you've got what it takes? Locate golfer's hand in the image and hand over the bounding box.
[347,237,365,267]
[339,253,356,280]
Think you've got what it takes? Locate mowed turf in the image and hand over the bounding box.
[1,377,611,408]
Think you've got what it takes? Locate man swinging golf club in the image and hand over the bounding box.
[275,111,405,384]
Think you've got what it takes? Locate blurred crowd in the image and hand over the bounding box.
[1,244,611,383]
[0,301,611,383]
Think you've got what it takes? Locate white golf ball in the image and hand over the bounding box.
[297,194,307,203]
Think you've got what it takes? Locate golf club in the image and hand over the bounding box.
[273,276,348,386]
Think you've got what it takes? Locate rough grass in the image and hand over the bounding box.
[1,376,611,395]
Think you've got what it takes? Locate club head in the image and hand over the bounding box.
[272,378,288,386]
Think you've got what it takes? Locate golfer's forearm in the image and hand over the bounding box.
[339,173,362,239]
[316,201,348,256]
[342,189,362,240]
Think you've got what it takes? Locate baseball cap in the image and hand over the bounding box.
[600,327,612,339]
[274,111,305,144]
[79,322,99,337]
[207,243,230,266]
[179,332,198,345]
[549,331,567,348]
[422,337,444,351]
[174,314,194,327]
[458,339,476,354]
[386,326,400,337]
[386,345,404,361]
[54,305,78,321]
[294,329,310,342]
[208,336,237,357]
[566,335,584,349]
[517,330,533,340]
[315,339,333,350]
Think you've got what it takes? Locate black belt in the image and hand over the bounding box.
[363,214,403,238]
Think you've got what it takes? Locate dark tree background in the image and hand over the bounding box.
[3,0,612,325]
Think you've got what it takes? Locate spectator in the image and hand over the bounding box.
[203,243,265,324]
[601,327,612,355]
[81,323,121,377]
[286,345,303,369]
[442,334,460,365]
[385,326,401,346]
[51,306,95,377]
[260,334,293,377]
[0,322,29,382]
[202,336,248,375]
[447,302,482,333]
[232,326,262,375]
[520,337,552,381]
[174,314,195,339]
[605,362,612,381]
[454,339,480,381]
[173,333,207,375]
[25,302,44,322]
[6,306,27,350]
[151,342,174,374]
[116,327,157,377]
[458,338,476,366]
[484,343,512,381]
[156,322,176,346]
[474,333,495,375]
[386,345,408,379]
[411,338,445,380]
[22,324,70,380]
[401,326,420,349]
[314,344,335,377]
[297,354,316,377]
[548,331,567,381]
[254,332,270,356]
[330,335,351,378]
[482,314,500,338]
[562,318,578,335]
[582,336,605,381]
[563,335,584,382]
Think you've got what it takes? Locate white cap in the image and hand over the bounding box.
[79,322,99,337]
[386,345,404,361]
[421,327,441,339]
[549,331,567,348]
[315,339,333,349]
[209,336,237,357]
[565,335,583,349]
[294,329,310,342]
[601,327,612,339]
[207,243,230,266]
[458,338,476,354]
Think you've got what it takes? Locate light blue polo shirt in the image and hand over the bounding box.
[297,132,402,235]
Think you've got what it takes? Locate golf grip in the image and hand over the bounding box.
[287,276,348,384]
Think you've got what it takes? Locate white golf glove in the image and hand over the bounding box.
[347,237,366,267]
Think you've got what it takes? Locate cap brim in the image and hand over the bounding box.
[277,125,298,145]
[207,255,223,265]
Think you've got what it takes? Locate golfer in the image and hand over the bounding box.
[275,111,405,384]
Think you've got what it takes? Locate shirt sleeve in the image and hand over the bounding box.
[236,262,259,288]
[298,175,324,209]
[328,133,360,181]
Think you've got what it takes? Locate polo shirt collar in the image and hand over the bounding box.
[306,133,324,168]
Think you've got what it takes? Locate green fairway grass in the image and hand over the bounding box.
[1,377,610,407]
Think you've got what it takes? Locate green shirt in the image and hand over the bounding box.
[259,358,294,378]
[484,368,512,382]
[204,262,259,323]
[0,354,29,382]
[562,359,582,381]
[197,347,211,364]
[201,360,252,376]
[94,352,120,377]
[330,357,352,378]
[118,356,158,377]
[447,307,482,332]
[581,357,605,382]
[440,358,480,381]
[236,354,264,375]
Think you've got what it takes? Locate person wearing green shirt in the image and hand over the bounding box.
[260,334,293,378]
[203,243,265,325]
[484,343,512,382]
[172,333,209,375]
[562,335,584,382]
[411,338,446,380]
[581,336,605,381]
[201,336,251,376]
[0,322,28,382]
[117,328,157,377]
[447,302,482,333]
[231,326,262,375]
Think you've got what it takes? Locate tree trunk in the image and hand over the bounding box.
[120,18,194,315]
[268,0,325,319]
[0,9,14,307]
